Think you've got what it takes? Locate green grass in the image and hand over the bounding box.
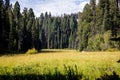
[0,49,120,80]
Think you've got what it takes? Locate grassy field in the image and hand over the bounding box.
[0,49,120,80]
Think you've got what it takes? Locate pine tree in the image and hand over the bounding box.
[61,14,70,48]
[8,5,14,51]
[90,0,96,35]
[76,4,91,51]
[26,8,35,49]
[0,0,5,52]
[4,0,10,51]
[34,18,41,51]
[109,0,119,37]
[47,13,52,49]
[98,0,109,33]
[13,1,22,52]
[39,13,45,49]
[69,14,77,49]
[21,7,29,51]
[42,12,48,48]
[103,3,110,31]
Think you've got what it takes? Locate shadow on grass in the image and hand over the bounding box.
[97,71,120,80]
[40,51,64,53]
[0,49,65,56]
[1,71,120,80]
[0,65,120,80]
[0,65,82,80]
[117,59,120,63]
[0,74,81,80]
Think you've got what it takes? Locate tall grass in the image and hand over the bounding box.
[0,50,120,80]
[0,65,83,80]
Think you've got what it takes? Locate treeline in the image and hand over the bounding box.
[39,13,78,49]
[76,0,120,51]
[0,0,78,53]
[0,0,120,53]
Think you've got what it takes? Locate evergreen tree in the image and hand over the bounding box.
[109,0,119,37]
[26,8,35,49]
[34,18,41,51]
[69,14,77,49]
[103,3,110,31]
[90,0,96,35]
[47,13,52,49]
[4,0,11,51]
[8,5,14,51]
[13,1,22,52]
[21,8,31,51]
[39,13,45,49]
[76,4,91,51]
[0,0,5,52]
[61,14,70,48]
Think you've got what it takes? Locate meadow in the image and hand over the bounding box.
[0,49,120,80]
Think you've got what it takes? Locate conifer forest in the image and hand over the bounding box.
[0,0,120,53]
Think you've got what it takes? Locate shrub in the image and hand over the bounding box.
[26,48,38,54]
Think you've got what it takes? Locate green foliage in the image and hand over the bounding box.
[87,34,103,51]
[102,30,112,50]
[26,48,38,54]
[77,0,120,51]
[106,48,119,52]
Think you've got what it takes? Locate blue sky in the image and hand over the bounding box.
[11,0,90,17]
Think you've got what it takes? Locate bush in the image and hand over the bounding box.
[26,48,38,54]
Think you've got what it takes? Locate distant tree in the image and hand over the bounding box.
[33,18,41,51]
[26,8,35,49]
[39,13,45,49]
[13,1,22,52]
[21,7,29,51]
[8,5,14,51]
[61,14,70,48]
[69,14,77,49]
[47,13,52,49]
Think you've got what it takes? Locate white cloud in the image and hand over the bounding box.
[11,0,89,17]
